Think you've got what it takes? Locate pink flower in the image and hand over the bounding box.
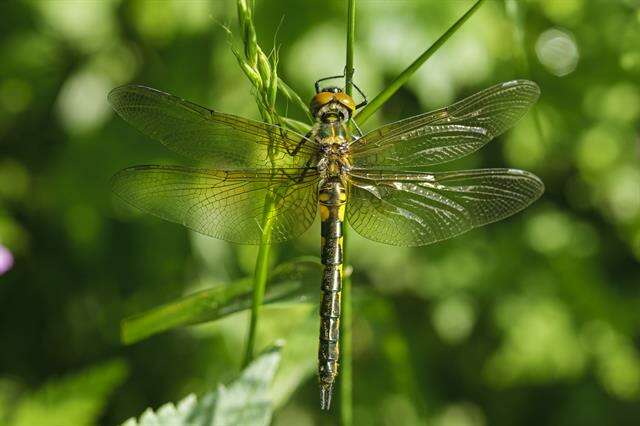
[0,244,14,275]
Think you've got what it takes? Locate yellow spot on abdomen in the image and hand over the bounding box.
[320,205,330,221]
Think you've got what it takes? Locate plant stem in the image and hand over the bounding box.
[505,0,545,145]
[341,0,356,424]
[345,0,356,96]
[355,0,486,124]
[340,239,353,426]
[236,0,281,368]
[243,202,275,366]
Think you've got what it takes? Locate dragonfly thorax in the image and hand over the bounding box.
[310,91,356,180]
[315,119,352,178]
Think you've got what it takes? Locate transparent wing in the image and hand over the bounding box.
[109,85,316,169]
[346,168,544,246]
[112,165,319,244]
[351,80,540,169]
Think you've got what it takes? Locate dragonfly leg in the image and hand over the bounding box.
[351,118,364,138]
[315,73,346,93]
[286,128,315,158]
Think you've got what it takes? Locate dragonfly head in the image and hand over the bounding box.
[311,87,356,122]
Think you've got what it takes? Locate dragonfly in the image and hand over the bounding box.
[109,78,543,410]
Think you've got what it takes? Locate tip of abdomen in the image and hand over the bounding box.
[319,382,334,410]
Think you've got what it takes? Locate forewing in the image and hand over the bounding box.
[109,85,316,169]
[347,168,544,246]
[112,166,319,244]
[351,80,540,169]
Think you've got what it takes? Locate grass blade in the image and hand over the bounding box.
[278,77,313,122]
[121,258,321,345]
[355,0,486,124]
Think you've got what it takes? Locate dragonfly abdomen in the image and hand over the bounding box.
[318,178,346,410]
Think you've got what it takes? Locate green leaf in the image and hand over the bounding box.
[121,344,282,426]
[122,257,321,345]
[355,0,486,124]
[8,360,128,426]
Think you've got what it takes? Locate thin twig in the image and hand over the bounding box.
[356,0,486,124]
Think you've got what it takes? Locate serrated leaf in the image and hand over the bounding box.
[122,257,321,344]
[121,395,198,426]
[122,344,282,426]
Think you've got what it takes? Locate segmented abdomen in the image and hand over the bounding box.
[317,177,346,410]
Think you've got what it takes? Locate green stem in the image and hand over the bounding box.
[243,220,272,366]
[355,0,486,124]
[341,0,355,424]
[345,0,356,96]
[243,148,278,368]
[237,0,281,368]
[505,0,545,145]
[340,229,353,426]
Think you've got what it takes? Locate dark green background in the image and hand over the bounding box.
[1,0,639,425]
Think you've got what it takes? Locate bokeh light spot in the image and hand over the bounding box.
[526,209,572,254]
[535,28,579,77]
[577,124,621,173]
[581,321,640,400]
[602,166,640,223]
[486,296,586,387]
[620,51,640,73]
[541,0,584,23]
[602,82,640,124]
[432,402,486,426]
[36,0,116,52]
[56,69,112,134]
[432,296,475,344]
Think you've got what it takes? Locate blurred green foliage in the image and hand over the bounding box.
[0,0,639,425]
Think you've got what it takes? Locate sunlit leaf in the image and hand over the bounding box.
[121,344,282,426]
[121,257,321,344]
